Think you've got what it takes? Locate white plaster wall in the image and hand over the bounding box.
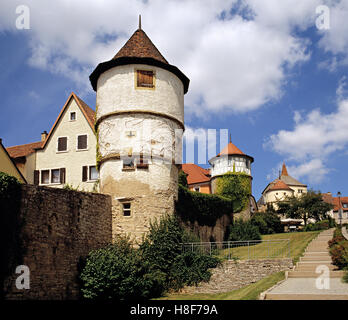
[35,98,97,191]
[96,64,184,124]
[264,189,294,204]
[98,114,182,163]
[24,152,36,184]
[211,155,251,177]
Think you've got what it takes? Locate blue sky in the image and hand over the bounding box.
[1,0,348,200]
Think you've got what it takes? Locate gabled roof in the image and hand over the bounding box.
[40,92,95,150]
[268,179,293,192]
[7,141,43,159]
[113,29,168,64]
[0,138,26,183]
[6,93,94,156]
[323,193,348,212]
[182,164,211,185]
[89,27,190,93]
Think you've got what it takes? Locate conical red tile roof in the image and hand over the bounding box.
[113,29,168,64]
[217,142,245,157]
[281,163,289,176]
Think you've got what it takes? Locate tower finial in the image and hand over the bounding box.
[229,133,231,143]
[139,14,142,30]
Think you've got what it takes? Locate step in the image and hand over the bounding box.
[265,293,348,300]
[304,252,329,255]
[300,257,331,262]
[288,271,345,278]
[296,265,337,271]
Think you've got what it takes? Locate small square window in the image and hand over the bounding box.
[136,155,149,169]
[123,158,135,169]
[51,169,60,184]
[137,70,154,88]
[77,135,88,150]
[57,137,67,152]
[123,203,131,216]
[89,166,98,181]
[41,170,49,184]
[195,187,200,192]
[70,112,76,121]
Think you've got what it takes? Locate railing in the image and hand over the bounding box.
[182,239,291,260]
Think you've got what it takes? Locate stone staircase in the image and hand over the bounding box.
[264,229,348,300]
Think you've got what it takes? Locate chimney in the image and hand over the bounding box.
[41,131,48,142]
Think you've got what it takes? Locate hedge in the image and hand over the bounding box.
[175,184,234,226]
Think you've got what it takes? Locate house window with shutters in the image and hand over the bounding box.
[77,134,88,150]
[57,137,68,152]
[82,165,98,182]
[135,69,155,89]
[41,170,49,184]
[51,169,60,184]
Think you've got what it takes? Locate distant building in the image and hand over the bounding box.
[6,93,98,191]
[182,139,258,216]
[322,192,348,224]
[0,138,26,183]
[259,163,307,210]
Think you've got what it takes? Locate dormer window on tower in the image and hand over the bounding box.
[136,70,155,89]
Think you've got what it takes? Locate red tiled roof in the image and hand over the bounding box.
[6,141,43,158]
[113,29,168,64]
[75,94,95,128]
[333,197,348,212]
[217,142,245,157]
[182,164,211,185]
[269,180,293,192]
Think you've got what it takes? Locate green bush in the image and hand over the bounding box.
[80,237,165,300]
[178,170,188,188]
[304,220,332,232]
[176,185,233,226]
[251,212,283,234]
[80,215,221,300]
[328,227,348,270]
[228,218,261,241]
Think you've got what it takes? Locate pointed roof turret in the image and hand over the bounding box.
[90,19,189,93]
[281,163,289,176]
[113,28,168,64]
[217,141,245,157]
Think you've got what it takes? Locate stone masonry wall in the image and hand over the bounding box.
[3,184,112,300]
[182,259,293,294]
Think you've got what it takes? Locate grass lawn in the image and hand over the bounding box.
[157,271,286,300]
[219,231,320,263]
[157,230,320,300]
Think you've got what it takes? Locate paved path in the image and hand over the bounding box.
[264,229,348,300]
[342,226,348,240]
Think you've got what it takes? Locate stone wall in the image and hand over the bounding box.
[182,259,293,294]
[179,213,233,243]
[3,184,112,300]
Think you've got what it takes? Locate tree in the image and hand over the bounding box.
[277,190,333,226]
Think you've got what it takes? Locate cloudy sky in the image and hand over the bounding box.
[1,0,348,199]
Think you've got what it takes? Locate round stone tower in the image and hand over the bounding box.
[89,23,189,242]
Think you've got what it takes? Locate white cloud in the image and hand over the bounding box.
[0,0,322,115]
[266,86,348,182]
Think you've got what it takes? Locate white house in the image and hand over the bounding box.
[7,92,99,191]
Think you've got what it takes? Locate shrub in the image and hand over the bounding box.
[80,237,165,300]
[251,212,283,234]
[304,220,331,232]
[178,170,188,188]
[328,227,348,270]
[80,215,221,300]
[176,185,233,226]
[228,218,261,241]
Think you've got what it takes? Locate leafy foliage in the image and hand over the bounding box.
[0,172,23,298]
[228,218,261,241]
[328,227,348,270]
[176,185,233,226]
[178,170,188,188]
[215,172,251,212]
[251,211,283,234]
[277,190,333,226]
[80,215,220,300]
[304,218,336,232]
